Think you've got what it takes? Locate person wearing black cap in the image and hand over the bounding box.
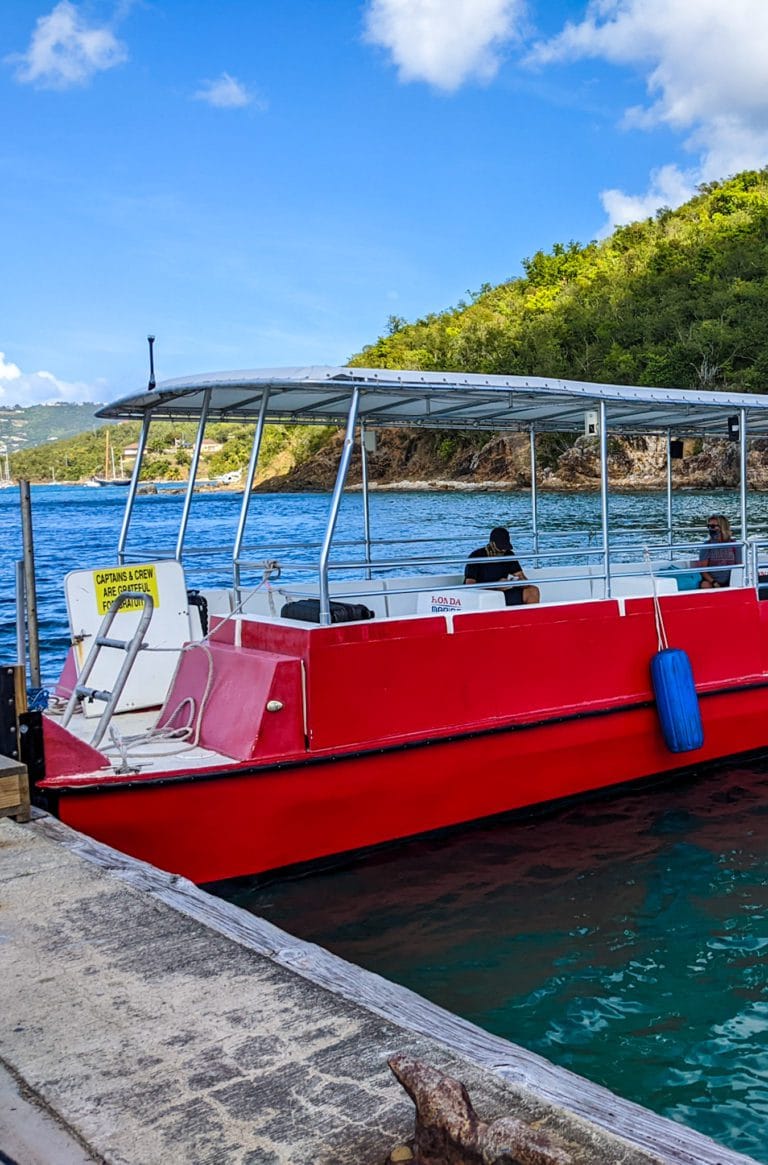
[464,526,540,605]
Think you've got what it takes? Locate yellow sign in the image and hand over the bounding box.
[93,564,160,615]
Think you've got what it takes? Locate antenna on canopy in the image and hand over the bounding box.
[147,334,156,390]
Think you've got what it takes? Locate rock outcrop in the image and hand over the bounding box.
[257,430,760,491]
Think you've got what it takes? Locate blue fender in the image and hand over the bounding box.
[650,648,704,753]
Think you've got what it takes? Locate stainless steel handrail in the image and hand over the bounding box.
[117,529,752,606]
[319,388,360,623]
[61,591,155,749]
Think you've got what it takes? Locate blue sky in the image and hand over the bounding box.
[2,0,767,405]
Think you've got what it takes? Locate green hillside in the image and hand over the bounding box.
[8,419,334,485]
[352,168,768,392]
[0,403,102,454]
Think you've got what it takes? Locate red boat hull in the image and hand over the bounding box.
[44,589,768,883]
[53,685,768,884]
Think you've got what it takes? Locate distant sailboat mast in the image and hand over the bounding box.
[92,429,130,486]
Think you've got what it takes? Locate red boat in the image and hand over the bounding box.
[28,367,768,882]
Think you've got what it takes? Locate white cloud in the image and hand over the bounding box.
[193,73,260,109]
[0,354,22,384]
[363,0,525,91]
[10,1,127,89]
[530,0,768,225]
[0,353,102,406]
[600,163,697,233]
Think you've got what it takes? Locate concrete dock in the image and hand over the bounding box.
[0,814,761,1165]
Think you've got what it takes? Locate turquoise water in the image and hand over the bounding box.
[217,764,768,1161]
[2,483,768,1158]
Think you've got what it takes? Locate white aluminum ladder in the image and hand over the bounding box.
[62,591,155,749]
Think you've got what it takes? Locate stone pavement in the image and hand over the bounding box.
[0,818,757,1165]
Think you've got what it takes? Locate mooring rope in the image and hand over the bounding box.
[644,546,669,653]
[99,639,218,769]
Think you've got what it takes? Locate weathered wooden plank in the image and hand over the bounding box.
[0,773,22,810]
[0,756,30,822]
[28,813,761,1165]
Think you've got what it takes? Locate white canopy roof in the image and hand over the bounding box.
[96,366,768,435]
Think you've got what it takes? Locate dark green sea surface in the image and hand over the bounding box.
[217,763,768,1162]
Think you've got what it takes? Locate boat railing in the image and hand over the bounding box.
[235,538,750,610]
[119,532,750,612]
[180,528,692,558]
[313,538,741,574]
[587,539,747,590]
[748,538,768,591]
[121,527,697,572]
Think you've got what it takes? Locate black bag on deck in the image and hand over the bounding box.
[280,598,375,623]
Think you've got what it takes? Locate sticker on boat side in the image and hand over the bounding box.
[92,564,160,615]
[430,593,463,613]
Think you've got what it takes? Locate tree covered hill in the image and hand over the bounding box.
[8,419,334,485]
[268,167,767,492]
[0,403,102,454]
[352,168,768,393]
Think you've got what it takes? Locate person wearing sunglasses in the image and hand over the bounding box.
[695,514,741,588]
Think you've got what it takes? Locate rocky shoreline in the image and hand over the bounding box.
[256,430,766,493]
[349,479,726,493]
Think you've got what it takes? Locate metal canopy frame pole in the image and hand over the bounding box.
[599,401,610,598]
[117,412,151,564]
[740,406,749,582]
[175,388,211,562]
[360,420,372,580]
[666,429,673,549]
[319,389,360,624]
[233,389,270,592]
[529,428,539,556]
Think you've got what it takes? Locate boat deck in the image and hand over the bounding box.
[45,700,237,777]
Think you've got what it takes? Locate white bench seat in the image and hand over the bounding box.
[383,574,463,617]
[606,575,678,597]
[525,564,593,604]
